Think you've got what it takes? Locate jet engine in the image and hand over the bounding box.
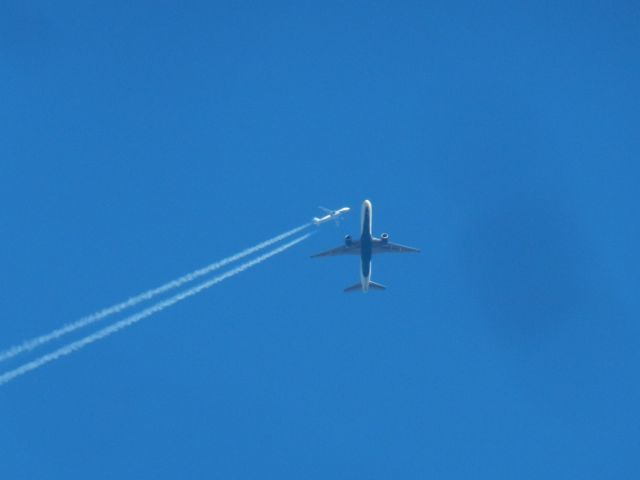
[345,234,353,246]
[380,233,389,244]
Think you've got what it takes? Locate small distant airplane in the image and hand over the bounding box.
[313,206,351,226]
[311,199,419,292]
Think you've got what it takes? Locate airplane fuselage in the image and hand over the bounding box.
[360,200,373,291]
[312,207,351,225]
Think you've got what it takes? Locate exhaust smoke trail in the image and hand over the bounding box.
[0,233,311,387]
[0,223,310,363]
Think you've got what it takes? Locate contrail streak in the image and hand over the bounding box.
[0,223,310,363]
[0,233,311,387]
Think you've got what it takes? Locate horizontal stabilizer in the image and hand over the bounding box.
[344,282,362,293]
[343,281,386,293]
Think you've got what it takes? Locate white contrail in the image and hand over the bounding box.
[0,223,310,363]
[0,233,311,387]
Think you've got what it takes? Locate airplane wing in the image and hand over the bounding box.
[310,241,361,258]
[372,240,420,254]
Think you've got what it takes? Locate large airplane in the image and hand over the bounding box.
[311,199,419,292]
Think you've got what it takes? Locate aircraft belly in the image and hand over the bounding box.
[362,258,371,277]
[360,230,372,292]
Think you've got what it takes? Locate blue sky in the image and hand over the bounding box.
[1,1,639,478]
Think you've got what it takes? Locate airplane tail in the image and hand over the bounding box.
[343,281,386,293]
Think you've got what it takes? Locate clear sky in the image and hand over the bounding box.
[1,1,639,478]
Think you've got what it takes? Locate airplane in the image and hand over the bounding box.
[313,206,351,226]
[311,199,419,292]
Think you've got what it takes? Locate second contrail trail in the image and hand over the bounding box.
[0,223,310,363]
[0,233,311,387]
